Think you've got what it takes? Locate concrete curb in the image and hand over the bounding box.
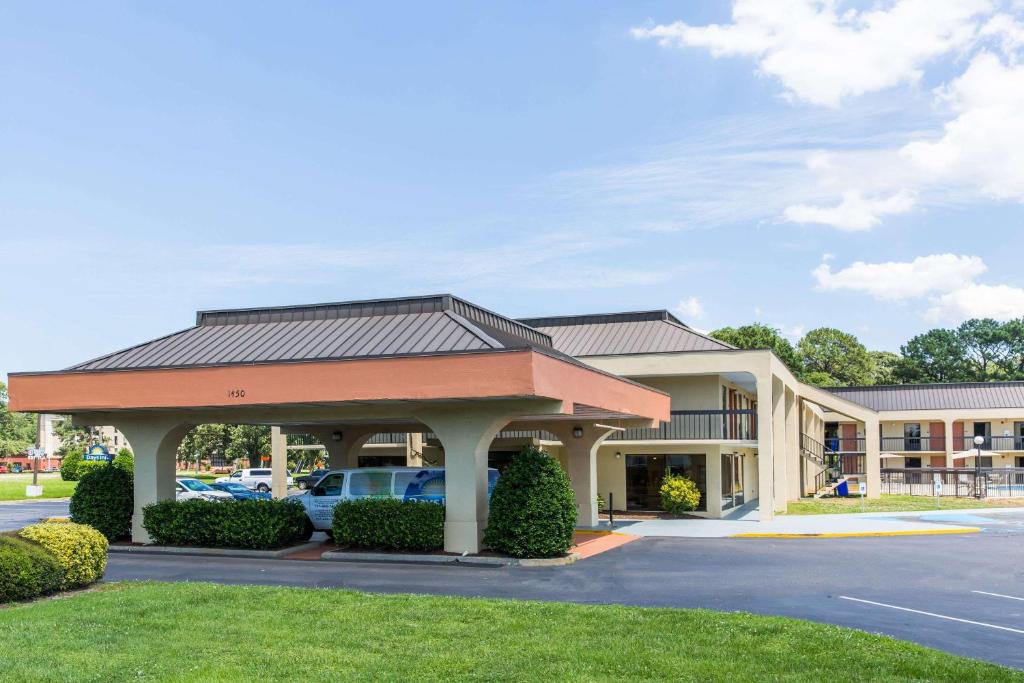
[108,541,324,559]
[320,549,580,567]
[731,528,981,539]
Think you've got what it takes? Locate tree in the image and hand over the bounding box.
[710,324,800,372]
[957,318,1009,380]
[0,382,38,457]
[177,424,233,465]
[996,319,1024,380]
[226,425,271,468]
[868,350,902,385]
[897,328,971,383]
[51,415,91,458]
[797,327,873,387]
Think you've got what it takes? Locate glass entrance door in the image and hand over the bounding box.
[625,454,708,511]
[721,453,744,510]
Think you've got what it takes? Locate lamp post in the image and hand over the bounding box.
[974,434,985,499]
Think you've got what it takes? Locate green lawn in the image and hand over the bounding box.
[786,493,1024,515]
[0,473,76,501]
[0,582,1019,682]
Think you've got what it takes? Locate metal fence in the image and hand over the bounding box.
[881,467,1024,498]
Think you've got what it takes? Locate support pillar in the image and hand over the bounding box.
[755,374,775,522]
[306,428,373,469]
[865,417,881,499]
[784,388,800,503]
[112,417,191,544]
[548,424,613,528]
[772,377,787,513]
[418,408,511,554]
[271,427,288,499]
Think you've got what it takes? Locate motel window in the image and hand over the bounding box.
[317,473,344,496]
[905,457,922,468]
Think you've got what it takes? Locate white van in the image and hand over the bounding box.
[297,467,500,530]
[214,468,294,492]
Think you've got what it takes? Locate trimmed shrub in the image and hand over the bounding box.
[142,499,310,550]
[60,451,82,481]
[0,535,64,603]
[112,449,134,473]
[18,523,107,590]
[659,474,702,515]
[70,464,134,541]
[76,460,110,477]
[333,499,444,552]
[483,446,576,558]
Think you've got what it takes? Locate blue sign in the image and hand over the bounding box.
[82,444,113,462]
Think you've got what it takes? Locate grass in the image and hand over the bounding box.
[0,582,1020,682]
[0,473,77,501]
[786,493,1024,515]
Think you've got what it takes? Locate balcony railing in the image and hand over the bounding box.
[880,436,947,452]
[825,437,866,453]
[954,436,1024,452]
[607,409,757,442]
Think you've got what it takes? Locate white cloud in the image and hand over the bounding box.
[632,0,991,107]
[783,189,915,230]
[675,296,705,320]
[813,254,987,300]
[926,283,1024,321]
[901,51,1024,200]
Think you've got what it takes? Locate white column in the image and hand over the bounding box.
[417,408,511,554]
[705,446,723,518]
[549,424,613,528]
[755,374,775,522]
[772,377,788,513]
[113,417,191,544]
[784,387,800,503]
[271,426,288,499]
[865,417,881,499]
[944,419,955,468]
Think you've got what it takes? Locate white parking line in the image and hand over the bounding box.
[973,590,1024,602]
[839,596,1024,635]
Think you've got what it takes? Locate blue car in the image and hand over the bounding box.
[209,482,272,500]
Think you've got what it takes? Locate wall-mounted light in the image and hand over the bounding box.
[615,452,622,459]
[332,431,343,442]
[572,426,584,439]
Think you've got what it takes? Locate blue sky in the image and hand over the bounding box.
[3,1,1024,376]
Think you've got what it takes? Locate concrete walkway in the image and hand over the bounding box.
[599,507,984,538]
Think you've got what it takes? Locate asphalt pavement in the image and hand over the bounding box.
[0,499,69,531]
[105,512,1024,670]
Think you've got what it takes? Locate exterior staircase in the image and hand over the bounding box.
[800,433,846,498]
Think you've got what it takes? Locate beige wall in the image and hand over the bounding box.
[635,375,721,410]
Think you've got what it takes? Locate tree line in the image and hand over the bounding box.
[710,318,1024,387]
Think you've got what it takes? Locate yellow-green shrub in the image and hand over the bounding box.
[18,522,108,589]
[659,474,702,514]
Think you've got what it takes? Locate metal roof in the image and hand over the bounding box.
[827,382,1024,411]
[519,310,733,357]
[69,295,555,371]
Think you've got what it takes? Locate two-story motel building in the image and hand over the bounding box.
[9,295,1023,552]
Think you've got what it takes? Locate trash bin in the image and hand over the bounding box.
[835,480,849,497]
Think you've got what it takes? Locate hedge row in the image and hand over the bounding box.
[332,498,444,552]
[69,465,134,541]
[1,522,108,603]
[142,499,312,550]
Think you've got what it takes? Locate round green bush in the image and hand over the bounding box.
[0,535,65,602]
[60,451,82,481]
[483,446,576,558]
[112,449,134,473]
[19,522,108,589]
[69,465,134,541]
[659,474,702,514]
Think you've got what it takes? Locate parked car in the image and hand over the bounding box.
[209,481,272,500]
[175,478,234,502]
[297,466,500,531]
[295,468,330,490]
[214,468,293,492]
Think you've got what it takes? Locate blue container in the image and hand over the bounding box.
[835,480,849,497]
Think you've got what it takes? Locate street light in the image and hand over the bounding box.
[974,434,985,499]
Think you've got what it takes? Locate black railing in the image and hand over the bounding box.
[802,433,866,492]
[366,433,407,445]
[607,409,757,442]
[881,467,1024,498]
[880,436,946,452]
[825,437,866,453]
[954,436,1024,452]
